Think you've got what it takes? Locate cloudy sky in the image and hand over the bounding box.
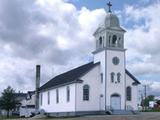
[0,0,160,97]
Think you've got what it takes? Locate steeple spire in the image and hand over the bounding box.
[107,1,112,13]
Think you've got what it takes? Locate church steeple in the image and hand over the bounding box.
[93,2,127,111]
[93,2,126,54]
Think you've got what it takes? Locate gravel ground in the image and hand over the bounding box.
[4,112,160,120]
[81,113,160,120]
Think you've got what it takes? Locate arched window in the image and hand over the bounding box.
[100,73,103,83]
[40,93,43,105]
[109,36,111,46]
[111,72,115,83]
[83,85,89,101]
[48,91,50,105]
[117,73,121,83]
[66,86,70,102]
[99,37,102,46]
[126,86,132,101]
[56,89,59,103]
[112,35,117,46]
[118,37,121,47]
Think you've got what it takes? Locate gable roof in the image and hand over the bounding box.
[13,93,27,98]
[125,69,141,85]
[13,93,27,102]
[39,62,140,91]
[39,62,99,91]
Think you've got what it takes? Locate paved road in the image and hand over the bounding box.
[5,112,160,120]
[81,113,160,120]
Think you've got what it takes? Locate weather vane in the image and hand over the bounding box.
[107,1,112,13]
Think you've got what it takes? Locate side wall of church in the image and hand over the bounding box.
[39,84,76,113]
[75,65,102,112]
[94,51,106,111]
[126,74,138,110]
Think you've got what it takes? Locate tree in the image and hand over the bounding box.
[0,86,19,118]
[157,100,160,106]
[142,95,155,108]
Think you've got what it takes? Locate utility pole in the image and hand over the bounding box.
[143,85,147,110]
[141,93,144,110]
[144,85,147,100]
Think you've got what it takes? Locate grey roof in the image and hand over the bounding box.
[14,93,27,98]
[94,12,126,36]
[39,62,100,91]
[39,62,140,91]
[125,69,141,84]
[13,93,27,102]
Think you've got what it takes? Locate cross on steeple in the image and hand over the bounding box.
[107,1,112,13]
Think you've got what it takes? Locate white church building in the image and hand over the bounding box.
[38,2,140,116]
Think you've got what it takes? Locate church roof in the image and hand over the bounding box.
[39,62,100,91]
[104,13,120,28]
[125,69,141,85]
[94,12,125,36]
[39,62,140,91]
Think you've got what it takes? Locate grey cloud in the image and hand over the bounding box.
[0,0,73,64]
[0,0,105,93]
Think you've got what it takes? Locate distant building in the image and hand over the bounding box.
[149,97,160,109]
[20,91,36,117]
[149,101,156,108]
[12,93,27,115]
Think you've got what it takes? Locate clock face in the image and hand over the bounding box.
[112,57,120,65]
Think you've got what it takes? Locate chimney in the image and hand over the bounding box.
[35,65,40,111]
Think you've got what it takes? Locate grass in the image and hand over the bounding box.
[0,115,79,120]
[141,109,160,112]
[0,116,21,119]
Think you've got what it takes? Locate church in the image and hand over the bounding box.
[37,2,140,116]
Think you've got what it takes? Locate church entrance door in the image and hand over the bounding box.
[111,94,121,110]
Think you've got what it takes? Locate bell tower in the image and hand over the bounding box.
[93,2,127,110]
[93,1,125,52]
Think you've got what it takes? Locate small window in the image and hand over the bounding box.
[48,91,50,105]
[83,85,89,101]
[56,89,59,103]
[118,37,121,47]
[40,93,43,105]
[112,35,117,45]
[117,73,121,83]
[67,86,70,102]
[109,36,111,46]
[126,86,132,101]
[111,72,115,83]
[100,73,103,83]
[99,37,102,45]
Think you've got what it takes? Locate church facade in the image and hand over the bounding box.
[38,4,140,116]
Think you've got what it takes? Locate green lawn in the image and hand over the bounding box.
[0,116,22,120]
[141,109,160,112]
[0,116,70,120]
[1,113,160,120]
